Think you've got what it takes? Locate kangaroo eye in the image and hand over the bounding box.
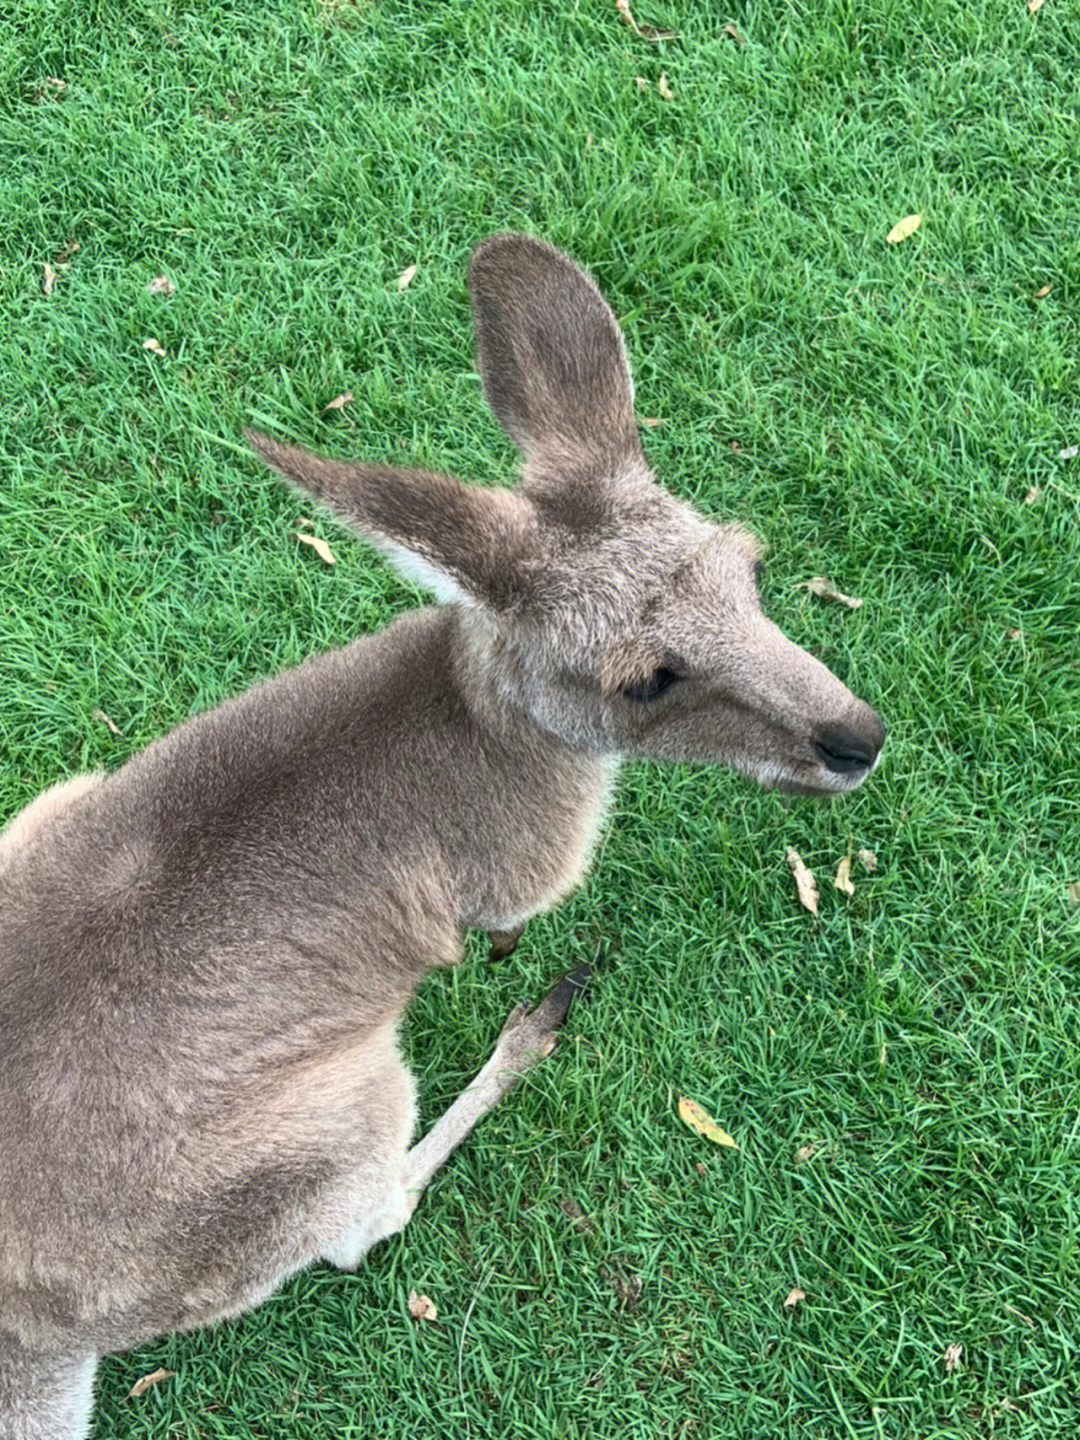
[621,667,681,704]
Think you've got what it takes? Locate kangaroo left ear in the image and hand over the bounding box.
[246,431,538,610]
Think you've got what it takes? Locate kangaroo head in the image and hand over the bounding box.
[248,235,884,797]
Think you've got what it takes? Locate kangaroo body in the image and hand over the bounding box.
[0,236,884,1438]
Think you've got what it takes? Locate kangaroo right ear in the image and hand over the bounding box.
[246,431,537,610]
[469,235,642,479]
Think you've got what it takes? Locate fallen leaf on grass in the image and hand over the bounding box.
[323,390,354,412]
[801,577,864,609]
[559,1197,597,1234]
[615,0,677,41]
[1060,445,1078,461]
[1004,1303,1035,1328]
[142,337,167,357]
[408,1289,438,1322]
[786,848,819,916]
[1024,486,1042,504]
[886,213,922,245]
[148,275,176,296]
[835,855,855,896]
[635,76,649,91]
[43,264,58,297]
[295,532,337,565]
[658,72,674,100]
[641,416,664,428]
[128,1368,175,1398]
[1034,283,1052,299]
[794,1144,816,1164]
[396,263,418,291]
[857,848,878,873]
[1067,881,1080,907]
[722,23,747,45]
[1028,0,1044,11]
[603,1262,643,1308]
[945,1342,963,1373]
[678,1096,739,1149]
[92,709,123,737]
[784,1288,807,1309]
[55,237,80,264]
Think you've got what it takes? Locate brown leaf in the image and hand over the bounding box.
[1034,283,1052,299]
[408,1289,438,1323]
[55,236,80,264]
[784,1287,807,1309]
[615,0,677,41]
[857,847,878,873]
[945,1342,963,1373]
[785,848,819,916]
[128,1368,175,1398]
[397,263,418,291]
[658,71,674,100]
[801,576,864,609]
[886,213,922,245]
[794,1144,816,1164]
[43,264,58,297]
[148,275,176,296]
[295,532,337,565]
[142,337,167,357]
[559,1197,597,1234]
[92,708,123,737]
[678,1096,739,1149]
[729,439,745,454]
[834,856,855,896]
[603,1263,643,1308]
[323,390,354,412]
[722,23,747,45]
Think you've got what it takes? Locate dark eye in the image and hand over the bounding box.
[621,667,681,704]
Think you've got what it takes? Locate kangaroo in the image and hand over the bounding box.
[0,235,885,1438]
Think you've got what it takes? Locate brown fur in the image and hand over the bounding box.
[0,235,884,1438]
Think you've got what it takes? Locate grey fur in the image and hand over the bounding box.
[0,235,884,1437]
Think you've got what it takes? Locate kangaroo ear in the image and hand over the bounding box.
[246,432,536,609]
[469,235,642,479]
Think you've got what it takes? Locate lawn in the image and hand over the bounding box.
[2,1,1079,1436]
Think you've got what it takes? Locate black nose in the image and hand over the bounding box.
[815,720,885,775]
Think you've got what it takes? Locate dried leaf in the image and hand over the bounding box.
[43,264,58,297]
[128,1368,175,1398]
[641,416,664,428]
[1004,1303,1036,1328]
[558,1197,597,1234]
[722,23,747,45]
[408,1289,438,1323]
[603,1263,643,1307]
[635,76,649,91]
[148,275,176,296]
[1068,881,1080,907]
[802,576,864,609]
[55,236,80,264]
[945,1343,963,1373]
[835,855,855,896]
[1034,283,1052,299]
[785,848,819,916]
[615,0,677,41]
[729,439,744,454]
[886,213,922,245]
[295,532,337,565]
[658,72,674,100]
[397,263,418,291]
[1024,486,1042,504]
[323,390,354,412]
[1060,445,1078,460]
[1028,0,1044,11]
[678,1096,739,1149]
[784,1288,807,1309]
[142,337,167,357]
[92,708,123,737]
[794,1144,816,1164]
[857,848,878,873]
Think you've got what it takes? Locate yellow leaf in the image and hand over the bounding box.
[43,264,58,297]
[802,576,864,609]
[615,0,677,41]
[784,1287,807,1308]
[835,855,855,896]
[857,848,878,873]
[323,390,354,412]
[128,1368,175,1398]
[295,532,337,565]
[678,1096,739,1149]
[1028,0,1044,12]
[142,337,167,357]
[658,72,674,100]
[148,275,176,296]
[408,1289,438,1322]
[397,263,418,291]
[785,847,819,916]
[1034,283,1052,299]
[944,1343,963,1372]
[886,213,922,245]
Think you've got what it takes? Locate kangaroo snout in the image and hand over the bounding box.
[815,709,887,777]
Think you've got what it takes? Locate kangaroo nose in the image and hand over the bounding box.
[815,714,886,774]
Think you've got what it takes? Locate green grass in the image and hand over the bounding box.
[2,0,1080,1435]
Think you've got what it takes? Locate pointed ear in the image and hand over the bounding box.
[468,234,642,479]
[246,431,536,609]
